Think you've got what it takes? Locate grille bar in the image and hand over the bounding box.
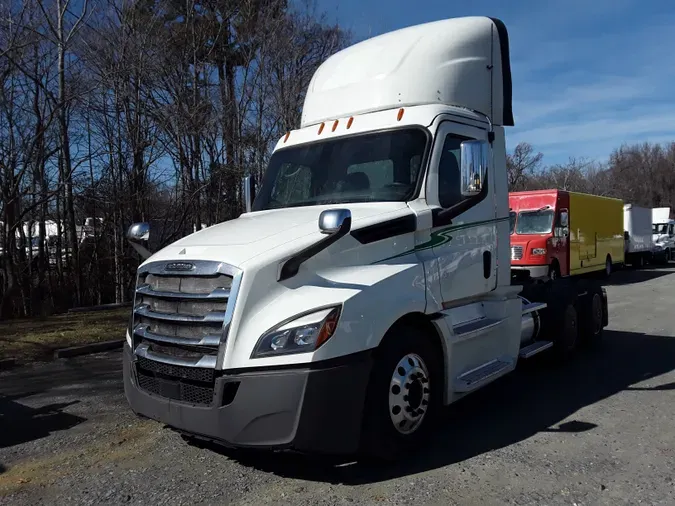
[136,343,217,369]
[134,325,221,347]
[134,304,227,323]
[136,284,231,301]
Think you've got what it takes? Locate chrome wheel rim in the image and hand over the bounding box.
[388,353,430,435]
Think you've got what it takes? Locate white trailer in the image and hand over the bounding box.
[652,207,675,263]
[122,16,608,460]
[623,204,654,267]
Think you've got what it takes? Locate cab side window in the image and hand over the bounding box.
[438,134,471,208]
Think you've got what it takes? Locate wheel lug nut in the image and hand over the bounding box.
[422,400,428,406]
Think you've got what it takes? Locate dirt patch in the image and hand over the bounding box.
[0,309,128,362]
[0,419,160,495]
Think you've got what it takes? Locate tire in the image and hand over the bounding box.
[603,256,612,278]
[577,280,605,345]
[359,324,442,461]
[543,280,580,360]
[548,262,560,281]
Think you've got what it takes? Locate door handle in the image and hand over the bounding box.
[483,250,491,279]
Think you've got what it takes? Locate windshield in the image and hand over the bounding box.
[252,128,427,211]
[509,211,516,234]
[653,224,668,234]
[515,210,555,235]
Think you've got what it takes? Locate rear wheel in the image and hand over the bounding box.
[360,324,442,461]
[578,280,605,345]
[542,281,580,360]
[604,256,612,277]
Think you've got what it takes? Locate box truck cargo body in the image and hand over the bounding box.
[510,190,624,279]
[623,204,653,267]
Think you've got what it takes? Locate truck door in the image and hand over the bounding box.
[426,121,498,304]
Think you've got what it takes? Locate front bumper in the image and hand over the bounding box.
[511,264,549,278]
[123,344,372,455]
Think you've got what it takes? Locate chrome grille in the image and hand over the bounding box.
[130,260,242,403]
[511,246,523,260]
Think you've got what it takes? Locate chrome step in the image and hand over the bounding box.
[521,302,547,315]
[454,358,513,393]
[519,340,553,359]
[453,317,503,342]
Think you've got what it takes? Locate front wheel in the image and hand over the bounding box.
[604,256,612,278]
[359,325,442,461]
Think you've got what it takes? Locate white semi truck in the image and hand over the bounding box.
[652,207,675,263]
[123,16,608,459]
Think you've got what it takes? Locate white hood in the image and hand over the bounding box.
[144,202,412,268]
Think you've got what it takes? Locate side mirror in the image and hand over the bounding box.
[318,209,352,235]
[242,175,256,213]
[460,140,489,197]
[560,209,569,227]
[126,222,153,260]
[127,222,150,242]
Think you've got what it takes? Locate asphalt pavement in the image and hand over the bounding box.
[1,266,675,505]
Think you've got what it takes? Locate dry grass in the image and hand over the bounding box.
[0,309,128,362]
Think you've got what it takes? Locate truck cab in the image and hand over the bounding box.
[122,16,608,459]
[509,190,569,279]
[652,207,675,262]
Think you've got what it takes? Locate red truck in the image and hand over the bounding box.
[509,190,624,279]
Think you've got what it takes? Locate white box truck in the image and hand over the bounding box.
[123,16,608,460]
[652,207,675,263]
[623,204,654,267]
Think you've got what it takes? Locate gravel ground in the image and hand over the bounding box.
[2,266,675,505]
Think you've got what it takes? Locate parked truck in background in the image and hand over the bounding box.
[122,16,609,460]
[623,204,654,267]
[509,190,624,279]
[652,207,675,263]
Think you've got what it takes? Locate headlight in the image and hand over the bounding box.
[251,306,341,358]
[531,248,546,255]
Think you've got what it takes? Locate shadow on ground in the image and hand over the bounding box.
[601,265,675,286]
[0,351,122,448]
[207,329,675,484]
[0,396,86,448]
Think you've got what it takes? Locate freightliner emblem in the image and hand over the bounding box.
[165,262,195,272]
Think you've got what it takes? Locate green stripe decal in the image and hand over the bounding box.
[375,215,510,263]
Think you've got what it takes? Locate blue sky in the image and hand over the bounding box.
[315,0,675,166]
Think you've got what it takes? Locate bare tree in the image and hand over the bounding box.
[506,142,543,191]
